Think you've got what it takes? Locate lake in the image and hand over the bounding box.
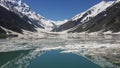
[0,34,120,68]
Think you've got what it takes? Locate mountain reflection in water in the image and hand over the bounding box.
[0,34,120,68]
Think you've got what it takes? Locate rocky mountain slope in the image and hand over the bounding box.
[0,5,37,38]
[0,0,55,38]
[52,1,119,33]
[0,0,55,29]
[68,1,120,33]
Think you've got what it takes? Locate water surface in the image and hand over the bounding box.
[0,34,120,68]
[28,50,101,68]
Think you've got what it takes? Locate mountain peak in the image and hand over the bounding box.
[52,0,115,32]
[0,0,55,32]
[71,0,114,23]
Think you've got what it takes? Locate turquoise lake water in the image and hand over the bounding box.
[28,50,101,68]
[0,35,120,68]
[0,50,101,68]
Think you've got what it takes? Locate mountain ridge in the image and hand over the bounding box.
[0,0,120,38]
[68,1,120,33]
[52,0,120,34]
[0,0,55,30]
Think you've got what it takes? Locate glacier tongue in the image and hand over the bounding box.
[72,1,115,23]
[0,0,54,30]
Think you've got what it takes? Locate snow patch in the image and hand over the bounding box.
[53,19,68,26]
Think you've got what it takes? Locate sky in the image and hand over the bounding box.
[23,0,102,21]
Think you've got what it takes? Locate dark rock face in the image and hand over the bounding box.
[69,2,120,33]
[0,5,36,34]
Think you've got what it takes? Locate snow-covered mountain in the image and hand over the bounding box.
[0,0,55,30]
[72,1,114,23]
[0,0,56,38]
[68,0,120,33]
[52,1,115,32]
[0,4,37,38]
